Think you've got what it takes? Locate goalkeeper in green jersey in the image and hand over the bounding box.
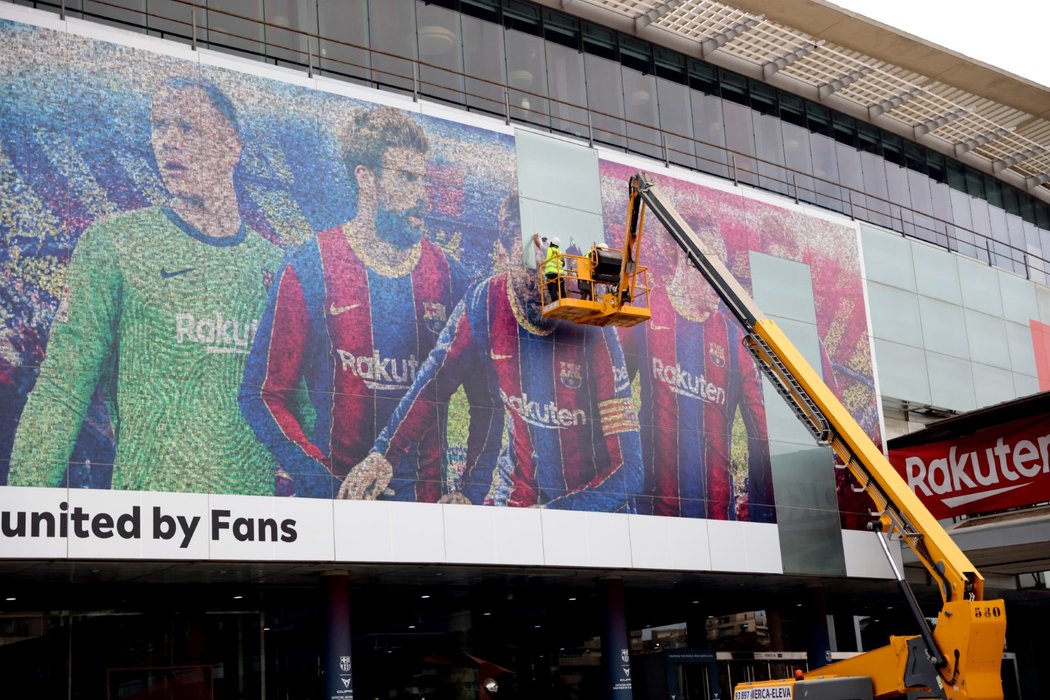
[8,78,281,495]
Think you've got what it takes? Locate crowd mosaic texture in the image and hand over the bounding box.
[0,19,881,525]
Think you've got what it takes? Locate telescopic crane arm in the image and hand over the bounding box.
[625,173,1005,700]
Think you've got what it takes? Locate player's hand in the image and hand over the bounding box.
[338,452,393,500]
[438,492,472,505]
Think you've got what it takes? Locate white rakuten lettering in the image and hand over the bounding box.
[652,357,726,404]
[336,349,418,390]
[500,389,586,429]
[905,432,1050,498]
[175,312,259,354]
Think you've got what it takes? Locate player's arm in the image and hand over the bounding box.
[340,291,481,500]
[9,226,120,486]
[735,327,774,522]
[546,328,644,512]
[457,336,504,505]
[239,261,331,482]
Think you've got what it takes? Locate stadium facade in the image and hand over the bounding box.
[0,1,1047,698]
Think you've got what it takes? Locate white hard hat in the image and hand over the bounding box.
[550,237,561,247]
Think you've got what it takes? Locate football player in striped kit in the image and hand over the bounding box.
[240,107,474,499]
[341,196,644,512]
[618,213,774,521]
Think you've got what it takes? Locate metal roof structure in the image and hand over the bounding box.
[540,0,1050,203]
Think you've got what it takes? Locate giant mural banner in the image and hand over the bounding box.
[0,17,881,530]
[0,19,516,502]
[599,162,882,528]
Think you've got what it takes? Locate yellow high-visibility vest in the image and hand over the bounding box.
[543,245,562,275]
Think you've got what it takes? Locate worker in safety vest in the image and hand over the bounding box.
[542,235,565,303]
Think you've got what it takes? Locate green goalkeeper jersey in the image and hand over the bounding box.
[9,207,282,495]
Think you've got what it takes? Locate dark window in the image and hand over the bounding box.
[831,112,857,147]
[1002,185,1020,217]
[903,141,925,174]
[687,59,718,95]
[461,0,499,22]
[927,151,947,184]
[1036,202,1050,229]
[857,122,881,155]
[582,22,616,60]
[985,176,1003,209]
[946,160,966,191]
[718,68,748,106]
[779,92,806,128]
[542,7,579,50]
[502,0,541,36]
[654,46,685,83]
[964,167,985,198]
[805,101,832,137]
[619,33,651,73]
[749,80,777,117]
[1019,191,1035,224]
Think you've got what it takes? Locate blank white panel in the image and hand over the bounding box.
[972,363,1016,408]
[540,510,589,567]
[1005,321,1037,375]
[333,500,395,562]
[492,508,545,565]
[389,502,446,562]
[998,271,1039,326]
[515,129,601,212]
[860,224,916,291]
[583,512,632,568]
[627,514,676,569]
[520,198,606,267]
[666,517,714,571]
[708,521,782,573]
[443,504,498,564]
[957,258,1004,317]
[912,244,962,304]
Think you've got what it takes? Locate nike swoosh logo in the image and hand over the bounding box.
[941,483,1029,509]
[329,303,360,316]
[490,351,513,361]
[160,268,194,279]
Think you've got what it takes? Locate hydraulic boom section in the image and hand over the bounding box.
[624,173,1006,700]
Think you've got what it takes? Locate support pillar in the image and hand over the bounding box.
[599,577,633,700]
[323,571,354,700]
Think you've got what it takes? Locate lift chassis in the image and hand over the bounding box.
[624,173,1006,700]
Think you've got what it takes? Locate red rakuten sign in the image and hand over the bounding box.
[888,414,1050,518]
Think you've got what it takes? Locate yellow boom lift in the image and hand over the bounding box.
[537,218,652,327]
[545,173,1006,700]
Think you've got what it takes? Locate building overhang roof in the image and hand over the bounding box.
[540,0,1050,202]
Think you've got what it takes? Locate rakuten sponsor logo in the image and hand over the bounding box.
[337,349,419,391]
[652,357,726,404]
[500,390,586,429]
[175,312,259,354]
[904,434,1050,507]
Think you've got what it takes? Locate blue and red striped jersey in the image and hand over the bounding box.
[240,226,467,499]
[620,284,775,521]
[376,272,644,512]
